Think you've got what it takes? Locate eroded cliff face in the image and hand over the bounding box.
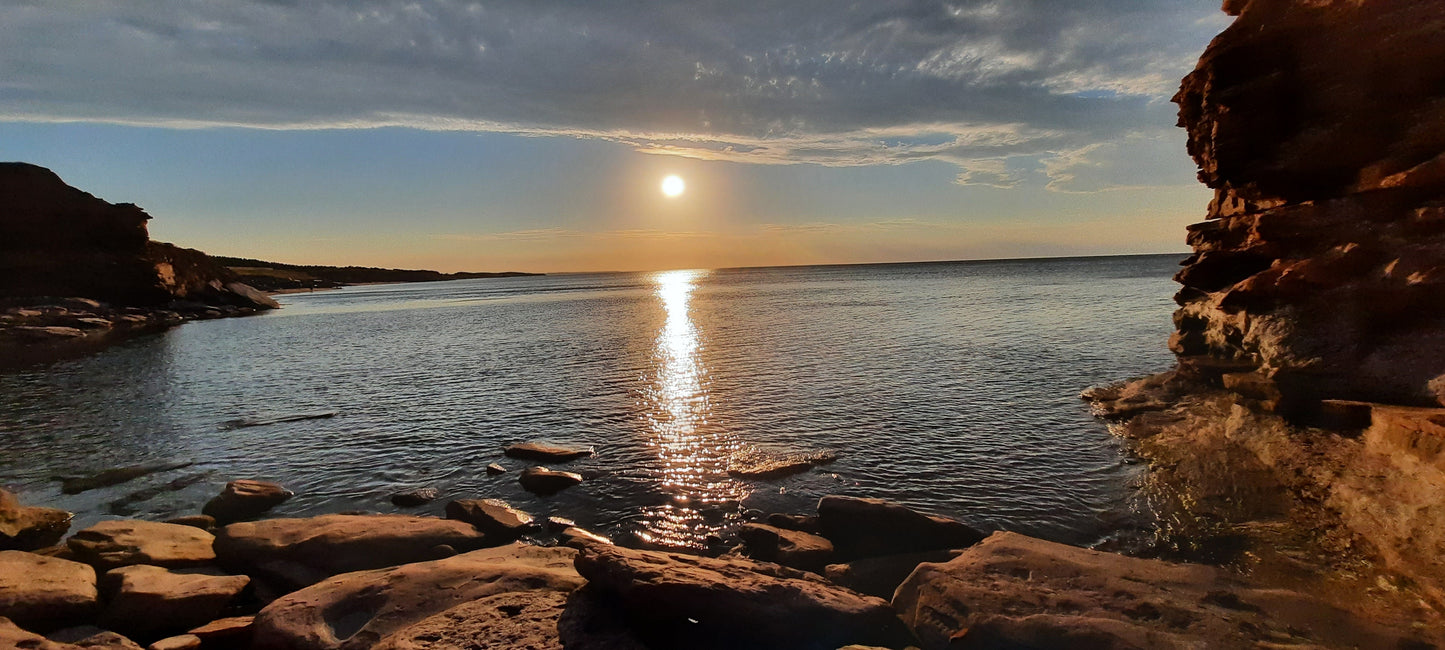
[1170,0,1445,409]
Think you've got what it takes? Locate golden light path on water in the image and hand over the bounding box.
[635,269,747,549]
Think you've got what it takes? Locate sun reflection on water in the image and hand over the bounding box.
[635,269,747,549]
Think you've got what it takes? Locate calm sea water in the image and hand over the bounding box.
[0,255,1181,550]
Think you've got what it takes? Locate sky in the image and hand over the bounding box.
[0,1,1231,273]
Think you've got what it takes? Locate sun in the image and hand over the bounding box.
[661,175,685,197]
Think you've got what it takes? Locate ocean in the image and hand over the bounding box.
[0,254,1182,550]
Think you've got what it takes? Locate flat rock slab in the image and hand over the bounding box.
[148,634,201,650]
[726,450,835,480]
[574,541,915,649]
[445,499,535,539]
[893,531,1426,650]
[252,543,583,650]
[373,590,568,650]
[817,496,983,560]
[0,551,98,631]
[0,488,73,551]
[201,480,292,525]
[518,467,583,495]
[99,565,249,636]
[188,615,253,643]
[67,520,216,571]
[504,442,594,462]
[214,514,491,591]
[737,523,834,572]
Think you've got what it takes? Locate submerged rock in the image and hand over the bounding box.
[0,488,72,551]
[252,543,583,650]
[444,499,535,540]
[389,488,439,508]
[58,462,193,495]
[202,480,293,525]
[503,442,594,463]
[213,514,490,591]
[726,450,836,480]
[98,566,249,636]
[817,496,983,560]
[67,520,216,571]
[518,467,583,495]
[893,531,1420,650]
[0,551,98,632]
[573,540,915,649]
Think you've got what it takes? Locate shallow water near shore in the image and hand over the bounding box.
[0,255,1180,550]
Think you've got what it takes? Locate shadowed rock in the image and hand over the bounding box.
[252,543,583,650]
[518,467,583,495]
[824,549,962,600]
[573,541,915,649]
[503,442,593,463]
[444,499,535,540]
[67,521,216,571]
[202,480,293,525]
[0,552,98,632]
[213,514,491,591]
[816,496,984,560]
[0,488,72,551]
[737,523,834,573]
[389,488,438,508]
[98,566,248,637]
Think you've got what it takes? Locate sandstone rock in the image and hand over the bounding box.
[67,521,215,571]
[372,591,567,650]
[893,531,1417,650]
[816,496,983,560]
[823,549,961,600]
[574,540,915,649]
[388,488,438,507]
[545,516,575,531]
[737,523,833,572]
[0,616,68,650]
[765,512,820,533]
[147,635,200,650]
[200,480,292,525]
[560,527,612,546]
[503,442,593,462]
[0,488,72,551]
[98,565,249,636]
[160,516,214,532]
[486,463,507,475]
[187,616,252,643]
[726,449,835,479]
[52,629,144,650]
[518,467,583,495]
[444,499,535,539]
[0,551,98,631]
[251,543,583,650]
[213,514,490,591]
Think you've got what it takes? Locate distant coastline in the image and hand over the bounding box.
[212,256,542,293]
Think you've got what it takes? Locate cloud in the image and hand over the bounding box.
[0,0,1224,189]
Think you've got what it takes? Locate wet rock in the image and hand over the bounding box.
[486,463,507,475]
[160,516,215,532]
[106,473,210,517]
[823,549,962,600]
[201,480,292,525]
[816,496,983,560]
[67,520,216,571]
[737,523,834,572]
[726,450,836,480]
[559,527,612,547]
[389,488,439,508]
[98,566,249,636]
[219,412,335,431]
[0,551,99,631]
[545,516,575,531]
[252,543,583,650]
[573,541,915,650]
[503,442,593,462]
[444,499,534,539]
[59,463,193,495]
[0,488,73,551]
[213,514,491,591]
[147,634,201,650]
[765,513,820,533]
[893,531,1416,650]
[518,467,583,495]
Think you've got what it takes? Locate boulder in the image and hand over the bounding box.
[573,540,915,649]
[765,513,820,533]
[147,635,201,650]
[98,566,249,636]
[201,480,292,525]
[726,450,835,479]
[503,442,593,462]
[213,514,492,591]
[737,523,833,572]
[823,550,961,600]
[0,551,98,631]
[187,616,252,644]
[67,521,216,571]
[816,496,983,560]
[251,543,583,650]
[893,531,1421,650]
[486,463,507,475]
[444,499,535,540]
[0,488,73,551]
[518,467,583,495]
[389,488,438,508]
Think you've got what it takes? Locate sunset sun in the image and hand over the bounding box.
[661,174,685,197]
